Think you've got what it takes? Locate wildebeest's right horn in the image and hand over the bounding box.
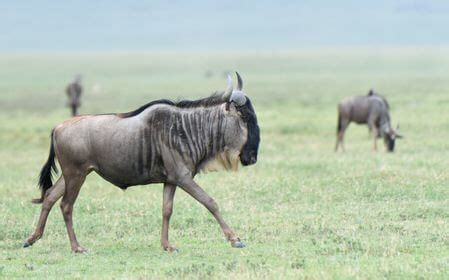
[236,71,243,90]
[223,74,233,100]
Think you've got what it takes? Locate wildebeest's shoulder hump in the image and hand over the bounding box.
[368,95,385,104]
[148,105,179,118]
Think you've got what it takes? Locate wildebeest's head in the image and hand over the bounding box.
[383,125,403,152]
[224,72,260,166]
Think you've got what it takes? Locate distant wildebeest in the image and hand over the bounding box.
[335,89,402,152]
[24,72,260,253]
[66,75,83,116]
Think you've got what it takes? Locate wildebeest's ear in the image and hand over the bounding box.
[236,72,243,90]
[223,75,233,101]
[396,134,404,139]
[230,91,247,106]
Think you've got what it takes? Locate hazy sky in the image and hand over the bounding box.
[1,0,449,51]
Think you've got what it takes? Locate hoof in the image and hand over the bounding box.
[72,246,88,254]
[164,246,179,253]
[23,241,32,248]
[231,240,246,248]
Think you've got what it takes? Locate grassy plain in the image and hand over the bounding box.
[0,49,448,279]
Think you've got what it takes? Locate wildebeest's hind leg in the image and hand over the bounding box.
[368,120,378,152]
[178,177,245,248]
[335,114,349,152]
[60,171,87,253]
[161,183,177,252]
[24,176,65,248]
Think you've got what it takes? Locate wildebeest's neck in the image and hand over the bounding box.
[143,104,247,174]
[379,112,391,134]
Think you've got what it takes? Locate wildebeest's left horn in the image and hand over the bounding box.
[236,71,243,90]
[223,74,233,100]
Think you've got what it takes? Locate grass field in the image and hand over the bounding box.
[1,48,448,279]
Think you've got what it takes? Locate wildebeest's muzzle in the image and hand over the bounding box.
[386,137,395,152]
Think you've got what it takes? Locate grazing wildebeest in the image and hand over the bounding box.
[66,74,83,116]
[335,89,402,152]
[24,72,260,253]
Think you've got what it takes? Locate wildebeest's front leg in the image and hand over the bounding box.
[24,176,65,248]
[178,177,245,248]
[161,183,177,252]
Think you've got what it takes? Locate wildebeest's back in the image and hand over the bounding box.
[339,96,369,124]
[54,114,167,188]
[339,95,388,124]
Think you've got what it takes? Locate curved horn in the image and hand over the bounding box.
[223,74,233,100]
[236,71,243,90]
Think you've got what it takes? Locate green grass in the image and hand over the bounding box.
[1,48,449,279]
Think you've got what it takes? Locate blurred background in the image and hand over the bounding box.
[2,0,449,51]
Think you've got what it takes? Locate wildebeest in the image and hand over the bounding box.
[24,72,260,253]
[66,74,83,116]
[335,89,402,152]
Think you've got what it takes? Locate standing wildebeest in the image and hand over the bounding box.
[24,72,260,253]
[335,89,402,152]
[66,74,83,116]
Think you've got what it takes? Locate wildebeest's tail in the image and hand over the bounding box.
[32,129,58,204]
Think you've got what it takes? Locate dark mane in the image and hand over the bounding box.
[118,99,175,118]
[118,92,226,118]
[175,91,226,108]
